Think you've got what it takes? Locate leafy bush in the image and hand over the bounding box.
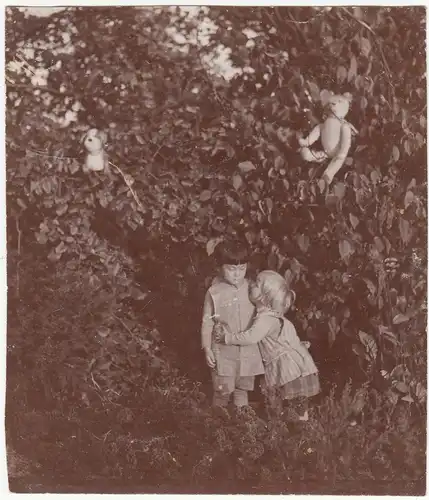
[6,5,426,494]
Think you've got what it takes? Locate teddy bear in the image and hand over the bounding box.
[82,128,109,173]
[298,92,358,185]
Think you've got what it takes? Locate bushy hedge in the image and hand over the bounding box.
[6,6,427,493]
[7,252,426,494]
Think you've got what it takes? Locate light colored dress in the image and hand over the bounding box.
[224,308,320,399]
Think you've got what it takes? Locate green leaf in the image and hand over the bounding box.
[399,217,411,245]
[35,232,48,244]
[415,382,427,403]
[318,178,326,193]
[232,174,243,190]
[274,156,284,170]
[56,204,68,216]
[41,178,53,194]
[392,313,410,325]
[407,178,416,191]
[360,37,371,57]
[290,258,302,277]
[383,236,392,255]
[348,55,358,82]
[378,325,399,345]
[308,81,320,101]
[97,327,110,338]
[250,191,259,201]
[393,381,409,394]
[334,182,346,200]
[112,262,121,277]
[370,170,381,185]
[17,198,27,210]
[48,250,61,262]
[206,237,223,256]
[339,239,354,262]
[390,365,408,379]
[336,66,347,84]
[328,317,338,347]
[200,190,212,202]
[404,139,412,156]
[373,236,384,253]
[55,241,66,254]
[392,145,400,162]
[97,361,112,371]
[386,389,399,406]
[363,278,377,295]
[349,213,359,229]
[325,193,338,208]
[353,7,364,19]
[297,233,310,254]
[238,161,256,173]
[404,190,414,208]
[244,231,254,245]
[188,201,201,213]
[352,342,367,360]
[69,161,80,175]
[359,330,378,360]
[320,89,333,106]
[130,287,148,300]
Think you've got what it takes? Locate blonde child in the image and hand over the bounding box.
[201,240,264,408]
[214,270,320,420]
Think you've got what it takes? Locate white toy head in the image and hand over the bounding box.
[328,92,352,119]
[82,128,107,154]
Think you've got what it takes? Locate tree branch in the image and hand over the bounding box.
[274,7,308,47]
[109,161,145,213]
[340,7,393,87]
[6,82,77,98]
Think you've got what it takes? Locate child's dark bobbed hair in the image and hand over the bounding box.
[215,239,250,266]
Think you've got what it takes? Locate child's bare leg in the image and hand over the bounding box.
[282,397,309,421]
[294,397,309,420]
[233,388,248,407]
[234,376,255,407]
[212,373,233,407]
[213,391,230,407]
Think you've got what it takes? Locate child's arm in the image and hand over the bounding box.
[224,315,279,346]
[201,291,216,368]
[201,291,215,349]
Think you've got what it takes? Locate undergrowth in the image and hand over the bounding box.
[6,254,426,494]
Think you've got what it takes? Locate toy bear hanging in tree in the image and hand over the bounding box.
[298,92,358,185]
[82,128,109,173]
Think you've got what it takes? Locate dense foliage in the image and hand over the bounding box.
[6,6,426,493]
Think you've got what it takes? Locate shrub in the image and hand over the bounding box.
[6,5,426,495]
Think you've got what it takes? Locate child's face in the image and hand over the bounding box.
[249,278,262,304]
[221,264,247,286]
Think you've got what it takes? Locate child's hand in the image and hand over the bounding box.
[204,348,216,368]
[213,321,230,344]
[301,341,311,349]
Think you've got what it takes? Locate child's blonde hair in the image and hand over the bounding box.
[257,270,295,314]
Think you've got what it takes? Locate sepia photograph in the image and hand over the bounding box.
[5,3,427,495]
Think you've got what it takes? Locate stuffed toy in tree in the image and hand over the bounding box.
[298,92,358,185]
[82,128,109,173]
[81,126,146,211]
